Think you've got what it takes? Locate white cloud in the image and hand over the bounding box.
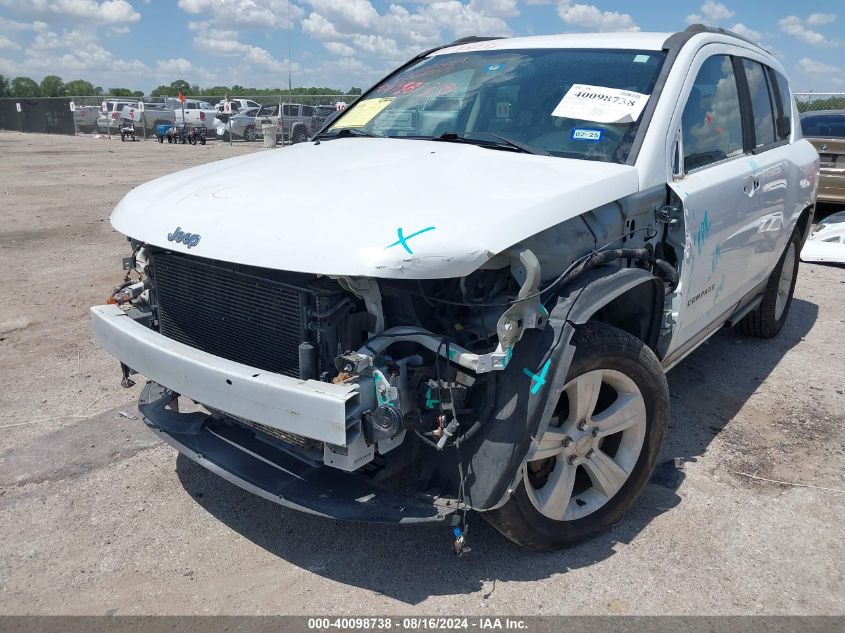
[806,13,835,26]
[798,58,843,75]
[778,15,837,47]
[302,0,509,69]
[468,0,519,19]
[0,34,21,50]
[156,57,194,75]
[0,0,140,25]
[700,1,733,21]
[729,23,761,41]
[557,1,639,32]
[306,0,380,31]
[177,0,302,29]
[323,41,355,56]
[686,1,733,25]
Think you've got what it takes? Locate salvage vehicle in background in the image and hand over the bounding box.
[96,100,134,134]
[801,210,845,264]
[215,98,261,113]
[213,107,259,141]
[255,102,319,143]
[800,110,845,204]
[92,26,818,550]
[164,98,216,129]
[73,104,100,133]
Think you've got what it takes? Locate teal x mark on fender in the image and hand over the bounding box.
[523,359,552,395]
[386,226,436,255]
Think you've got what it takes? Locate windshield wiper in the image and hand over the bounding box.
[432,132,549,156]
[313,128,380,141]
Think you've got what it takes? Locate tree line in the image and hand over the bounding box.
[0,75,362,99]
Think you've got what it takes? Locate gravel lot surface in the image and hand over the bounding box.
[0,131,843,615]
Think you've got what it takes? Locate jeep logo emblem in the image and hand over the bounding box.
[167,227,201,249]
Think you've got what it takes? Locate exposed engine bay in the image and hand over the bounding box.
[106,202,678,511]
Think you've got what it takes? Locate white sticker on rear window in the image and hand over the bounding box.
[633,54,650,63]
[551,84,650,124]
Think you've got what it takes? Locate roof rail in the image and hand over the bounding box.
[664,23,765,51]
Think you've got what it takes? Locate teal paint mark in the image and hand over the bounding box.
[711,242,722,274]
[425,387,440,409]
[523,359,552,395]
[444,348,456,360]
[712,274,725,305]
[504,347,513,367]
[539,305,549,317]
[746,157,761,174]
[386,226,436,255]
[694,211,711,255]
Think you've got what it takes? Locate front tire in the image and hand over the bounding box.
[483,322,669,551]
[243,125,256,142]
[739,230,800,338]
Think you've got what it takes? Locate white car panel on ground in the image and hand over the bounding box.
[801,211,845,264]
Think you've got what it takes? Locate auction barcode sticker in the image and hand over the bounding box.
[551,84,650,124]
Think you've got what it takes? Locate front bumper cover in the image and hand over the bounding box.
[140,382,457,524]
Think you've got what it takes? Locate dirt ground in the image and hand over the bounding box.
[0,131,843,615]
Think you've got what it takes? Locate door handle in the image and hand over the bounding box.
[744,177,761,197]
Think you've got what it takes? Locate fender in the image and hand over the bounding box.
[461,266,663,511]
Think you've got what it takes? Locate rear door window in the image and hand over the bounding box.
[741,59,776,148]
[681,55,745,171]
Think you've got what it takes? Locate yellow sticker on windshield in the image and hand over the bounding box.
[333,97,394,128]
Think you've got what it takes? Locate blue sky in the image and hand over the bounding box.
[0,0,843,93]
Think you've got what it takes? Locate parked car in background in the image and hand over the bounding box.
[143,97,168,110]
[216,98,261,114]
[97,100,135,134]
[73,105,100,133]
[92,26,818,551]
[164,98,216,129]
[801,209,845,264]
[214,107,259,141]
[254,102,318,143]
[800,110,845,204]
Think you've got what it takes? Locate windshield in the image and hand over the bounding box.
[325,48,665,163]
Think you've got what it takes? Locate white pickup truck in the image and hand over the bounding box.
[164,98,216,128]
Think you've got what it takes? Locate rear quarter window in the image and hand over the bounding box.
[773,70,793,140]
[742,59,776,148]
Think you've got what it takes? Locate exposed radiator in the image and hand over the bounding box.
[150,252,309,378]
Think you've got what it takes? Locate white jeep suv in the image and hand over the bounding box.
[92,25,818,550]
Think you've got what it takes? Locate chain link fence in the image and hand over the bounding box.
[794,92,845,113]
[0,95,357,137]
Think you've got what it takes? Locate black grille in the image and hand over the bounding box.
[151,252,309,378]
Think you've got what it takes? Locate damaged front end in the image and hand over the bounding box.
[92,233,575,522]
[92,200,671,524]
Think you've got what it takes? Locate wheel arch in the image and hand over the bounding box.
[290,121,309,140]
[582,274,664,354]
[794,204,815,248]
[464,266,667,512]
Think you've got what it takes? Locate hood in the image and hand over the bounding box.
[111,138,640,279]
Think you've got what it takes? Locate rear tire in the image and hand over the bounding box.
[244,125,256,142]
[739,230,800,338]
[483,322,669,551]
